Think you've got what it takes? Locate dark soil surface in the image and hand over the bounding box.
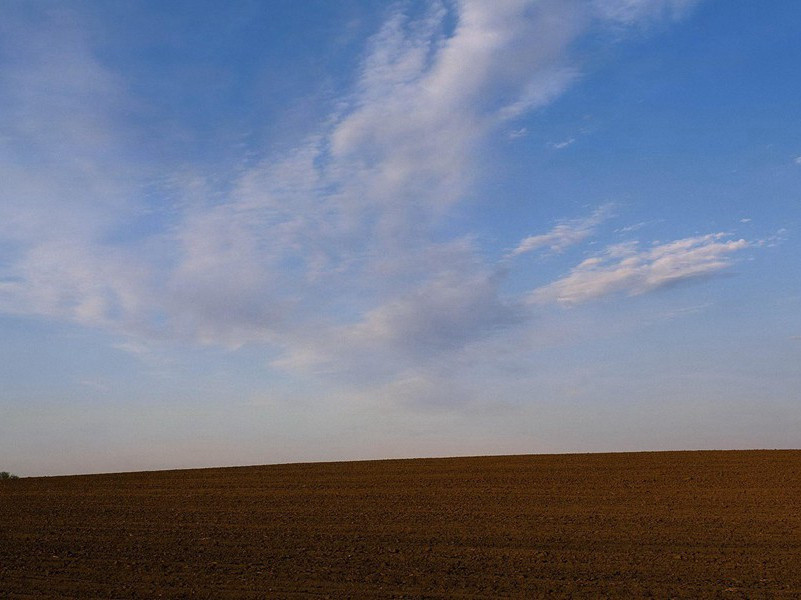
[2,450,800,598]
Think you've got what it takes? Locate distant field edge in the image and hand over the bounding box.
[16,447,801,480]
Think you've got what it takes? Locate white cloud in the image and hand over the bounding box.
[754,228,789,249]
[531,233,749,305]
[0,1,719,398]
[593,0,701,24]
[0,11,134,244]
[614,220,658,233]
[794,156,801,165]
[496,67,580,122]
[658,302,713,319]
[509,204,614,257]
[154,0,607,356]
[551,138,576,149]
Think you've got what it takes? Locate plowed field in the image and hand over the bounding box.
[2,450,800,598]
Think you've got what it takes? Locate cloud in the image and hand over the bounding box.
[795,156,801,165]
[658,302,713,319]
[754,228,789,249]
[551,138,576,149]
[274,263,524,377]
[509,204,614,257]
[152,0,596,352]
[615,220,658,233]
[0,6,160,339]
[0,1,718,399]
[593,0,701,24]
[0,8,134,243]
[531,233,749,305]
[153,0,616,356]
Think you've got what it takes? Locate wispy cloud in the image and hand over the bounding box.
[509,204,615,257]
[658,302,713,319]
[551,138,576,149]
[0,1,728,399]
[531,233,749,305]
[0,1,599,359]
[615,220,659,233]
[158,0,598,355]
[273,265,524,378]
[594,0,702,24]
[754,228,789,248]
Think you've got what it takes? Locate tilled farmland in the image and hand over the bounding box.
[1,450,800,598]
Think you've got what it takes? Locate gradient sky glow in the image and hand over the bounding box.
[2,0,800,476]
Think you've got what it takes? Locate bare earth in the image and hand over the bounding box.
[1,450,800,599]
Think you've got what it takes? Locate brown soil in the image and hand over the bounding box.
[1,450,800,599]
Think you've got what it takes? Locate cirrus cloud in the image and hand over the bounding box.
[509,204,615,257]
[0,0,748,397]
[531,233,749,305]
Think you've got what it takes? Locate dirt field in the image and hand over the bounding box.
[2,450,800,599]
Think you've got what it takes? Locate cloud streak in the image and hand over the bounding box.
[593,0,701,24]
[531,234,749,305]
[551,138,576,149]
[509,204,615,257]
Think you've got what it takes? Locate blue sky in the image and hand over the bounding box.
[1,0,799,476]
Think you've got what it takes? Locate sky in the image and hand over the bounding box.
[1,0,799,476]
